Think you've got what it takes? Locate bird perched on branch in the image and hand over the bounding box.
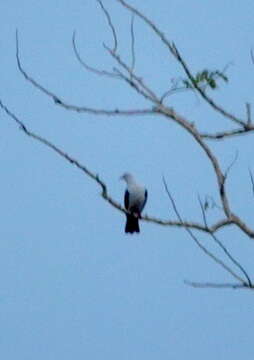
[120,173,148,234]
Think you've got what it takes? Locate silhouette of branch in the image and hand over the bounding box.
[14,31,251,230]
[96,0,117,52]
[16,30,153,117]
[224,150,239,181]
[246,102,252,125]
[163,177,246,284]
[72,31,118,78]
[160,85,190,103]
[117,0,247,128]
[0,99,240,235]
[104,44,159,102]
[14,8,254,242]
[130,14,136,72]
[171,43,246,127]
[198,196,252,287]
[184,280,253,290]
[249,169,254,197]
[201,126,254,140]
[156,105,232,219]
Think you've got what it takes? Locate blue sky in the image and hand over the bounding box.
[1,1,254,359]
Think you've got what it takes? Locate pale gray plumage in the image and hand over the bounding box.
[121,173,147,234]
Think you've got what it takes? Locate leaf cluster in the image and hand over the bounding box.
[183,69,228,90]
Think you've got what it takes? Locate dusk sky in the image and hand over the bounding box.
[1,1,254,359]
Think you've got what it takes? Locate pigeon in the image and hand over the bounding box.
[120,173,148,233]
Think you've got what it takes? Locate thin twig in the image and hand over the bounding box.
[160,86,190,103]
[184,280,252,289]
[171,43,246,127]
[156,105,232,219]
[0,99,235,234]
[201,126,254,140]
[104,43,159,102]
[224,150,239,180]
[248,168,254,197]
[96,0,118,52]
[15,29,254,239]
[117,0,246,127]
[198,196,252,287]
[130,14,136,72]
[246,102,251,125]
[162,177,245,284]
[15,30,154,117]
[113,67,153,101]
[72,31,118,78]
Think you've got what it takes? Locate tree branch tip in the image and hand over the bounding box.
[184,280,252,289]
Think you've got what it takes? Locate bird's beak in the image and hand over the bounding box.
[119,175,124,181]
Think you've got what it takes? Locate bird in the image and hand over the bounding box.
[120,173,148,234]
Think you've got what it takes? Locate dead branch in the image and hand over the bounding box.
[16,30,155,116]
[72,31,118,78]
[16,26,254,238]
[116,0,246,128]
[198,196,252,287]
[104,44,159,102]
[130,14,136,72]
[246,102,252,125]
[156,105,232,219]
[163,177,246,284]
[96,0,118,52]
[1,99,235,234]
[201,126,254,140]
[249,169,254,197]
[184,280,253,289]
[224,150,239,181]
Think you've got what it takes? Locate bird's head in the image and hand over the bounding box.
[120,172,134,183]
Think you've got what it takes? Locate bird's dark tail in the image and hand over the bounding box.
[125,214,140,234]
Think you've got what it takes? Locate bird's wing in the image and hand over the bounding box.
[140,189,148,212]
[124,189,130,210]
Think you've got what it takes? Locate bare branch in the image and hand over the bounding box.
[156,105,232,218]
[246,102,252,125]
[201,126,254,140]
[15,30,154,116]
[104,44,159,102]
[163,177,246,284]
[198,196,252,287]
[171,43,246,127]
[158,107,254,239]
[224,150,239,180]
[230,214,254,239]
[249,168,254,197]
[96,0,118,52]
[53,97,155,116]
[112,67,154,101]
[130,14,136,72]
[184,280,252,289]
[72,31,118,78]
[117,0,246,128]
[116,0,176,54]
[141,215,233,233]
[160,85,191,103]
[15,29,254,239]
[0,100,239,236]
